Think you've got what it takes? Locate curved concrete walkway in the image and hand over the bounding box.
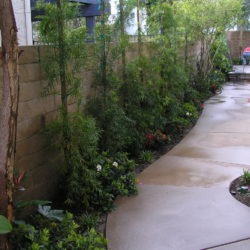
[106,82,250,250]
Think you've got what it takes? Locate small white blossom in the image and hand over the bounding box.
[186,112,191,117]
[17,186,26,191]
[112,161,118,167]
[96,164,102,172]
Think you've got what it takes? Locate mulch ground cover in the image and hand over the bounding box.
[230,176,250,208]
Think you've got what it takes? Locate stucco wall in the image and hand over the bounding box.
[226,31,250,59]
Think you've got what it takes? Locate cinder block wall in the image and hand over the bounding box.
[15,46,66,202]
[0,46,93,204]
[226,31,250,59]
[0,45,142,204]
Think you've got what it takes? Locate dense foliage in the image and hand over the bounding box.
[10,213,107,250]
[87,0,240,156]
[3,0,243,248]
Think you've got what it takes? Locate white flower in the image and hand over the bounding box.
[112,161,118,167]
[186,112,191,117]
[96,164,102,172]
[17,186,26,191]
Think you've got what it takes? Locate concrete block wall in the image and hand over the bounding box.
[0,45,138,204]
[0,47,89,204]
[226,31,250,59]
[14,46,62,202]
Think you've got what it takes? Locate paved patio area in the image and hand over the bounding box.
[233,65,250,73]
[106,80,250,250]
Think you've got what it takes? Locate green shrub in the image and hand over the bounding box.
[10,213,107,250]
[182,102,199,123]
[43,112,106,212]
[139,150,154,163]
[162,97,187,136]
[86,95,135,154]
[243,169,250,185]
[64,151,137,213]
[183,83,204,111]
[76,213,100,232]
[43,112,99,161]
[43,111,137,213]
[94,152,138,203]
[210,36,232,74]
[232,57,242,65]
[64,157,103,212]
[208,70,226,87]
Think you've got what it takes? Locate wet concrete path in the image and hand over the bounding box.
[106,81,250,250]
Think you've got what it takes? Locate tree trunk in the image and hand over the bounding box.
[100,0,108,150]
[239,27,243,58]
[56,0,71,168]
[137,0,142,58]
[119,0,126,83]
[184,31,188,67]
[0,0,19,249]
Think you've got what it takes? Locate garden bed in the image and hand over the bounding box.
[97,126,195,235]
[230,176,250,208]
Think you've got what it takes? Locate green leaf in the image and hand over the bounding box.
[14,200,52,208]
[38,205,65,221]
[0,215,12,234]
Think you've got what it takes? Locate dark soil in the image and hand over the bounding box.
[135,144,176,175]
[98,129,192,235]
[229,176,250,208]
[135,128,192,175]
